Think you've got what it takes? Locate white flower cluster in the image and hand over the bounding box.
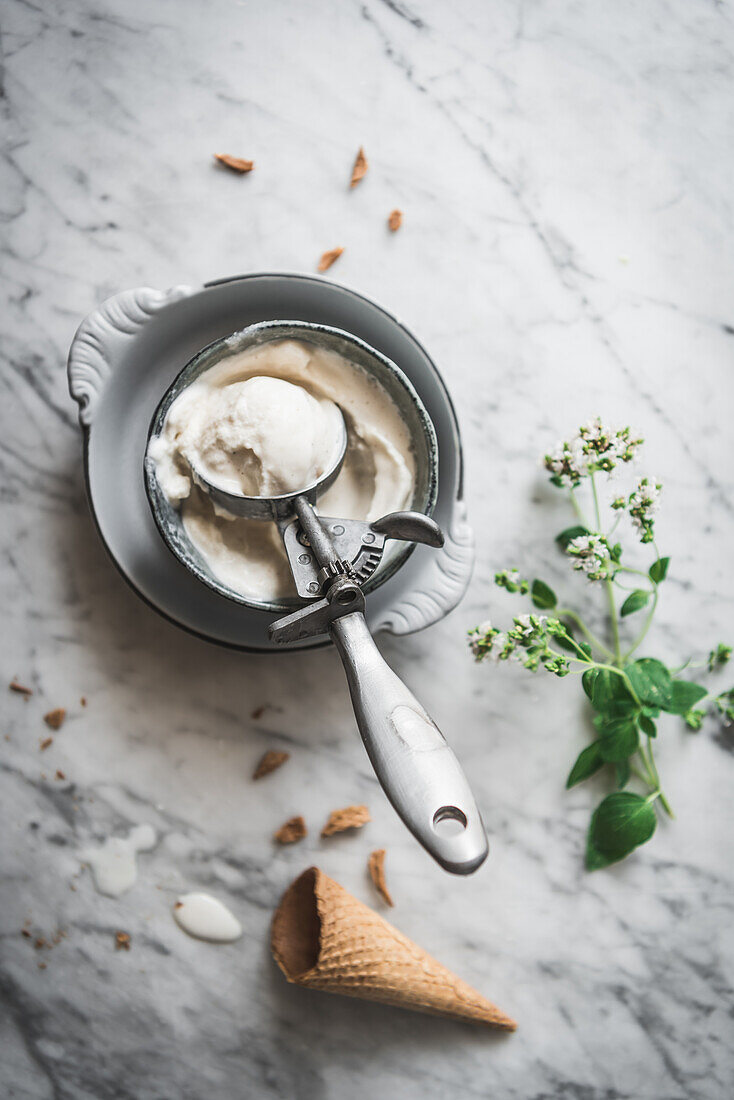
[494,568,529,594]
[544,418,643,488]
[468,614,572,676]
[566,533,612,582]
[628,477,661,544]
[469,613,549,663]
[468,620,517,663]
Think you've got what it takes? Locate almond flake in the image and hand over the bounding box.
[368,848,394,906]
[55,769,66,781]
[274,815,307,845]
[350,146,368,188]
[321,804,371,837]
[317,247,344,273]
[253,749,290,780]
[115,931,131,951]
[39,737,53,752]
[44,708,66,730]
[80,697,87,707]
[214,152,254,174]
[388,209,403,232]
[9,680,32,696]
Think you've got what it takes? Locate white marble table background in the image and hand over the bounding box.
[2,1,733,1098]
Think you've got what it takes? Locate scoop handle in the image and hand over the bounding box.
[330,612,488,875]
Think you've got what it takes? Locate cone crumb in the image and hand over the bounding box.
[115,931,131,951]
[253,750,290,780]
[39,737,53,752]
[388,209,403,232]
[317,247,344,273]
[275,815,307,845]
[321,805,371,837]
[44,708,66,730]
[9,679,32,696]
[350,146,368,188]
[214,153,254,173]
[368,849,394,906]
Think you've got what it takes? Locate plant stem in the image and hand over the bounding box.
[590,473,622,665]
[641,737,674,817]
[636,744,657,788]
[589,472,603,532]
[588,662,643,706]
[556,607,615,660]
[622,589,659,661]
[569,488,590,529]
[606,573,622,664]
[616,565,655,582]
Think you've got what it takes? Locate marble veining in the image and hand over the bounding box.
[1,1,733,1098]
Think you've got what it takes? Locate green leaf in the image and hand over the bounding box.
[591,669,636,716]
[638,714,657,738]
[556,525,590,549]
[566,741,605,788]
[585,838,614,871]
[582,668,599,700]
[620,590,651,617]
[585,792,657,869]
[667,680,708,716]
[595,717,639,763]
[615,759,631,788]
[649,557,670,583]
[531,579,557,610]
[626,658,673,709]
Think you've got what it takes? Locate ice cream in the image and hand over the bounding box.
[148,338,416,601]
[151,374,345,500]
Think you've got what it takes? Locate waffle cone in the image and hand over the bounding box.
[271,867,516,1030]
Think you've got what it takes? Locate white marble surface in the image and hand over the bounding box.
[2,1,733,1097]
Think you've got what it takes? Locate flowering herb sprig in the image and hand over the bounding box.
[469,418,732,870]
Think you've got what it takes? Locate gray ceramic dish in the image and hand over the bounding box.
[144,320,439,613]
[67,272,474,651]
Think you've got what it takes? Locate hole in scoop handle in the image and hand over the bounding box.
[330,613,488,875]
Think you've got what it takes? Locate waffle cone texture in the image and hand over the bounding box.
[271,867,516,1030]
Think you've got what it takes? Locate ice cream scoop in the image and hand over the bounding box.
[146,321,487,875]
[185,401,487,876]
[180,374,346,500]
[187,395,349,522]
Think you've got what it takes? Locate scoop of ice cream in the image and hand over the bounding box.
[165,375,344,499]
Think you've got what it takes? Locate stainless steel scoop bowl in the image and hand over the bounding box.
[190,407,349,522]
[145,321,488,875]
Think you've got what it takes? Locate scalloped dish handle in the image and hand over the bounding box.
[372,501,474,636]
[67,285,193,427]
